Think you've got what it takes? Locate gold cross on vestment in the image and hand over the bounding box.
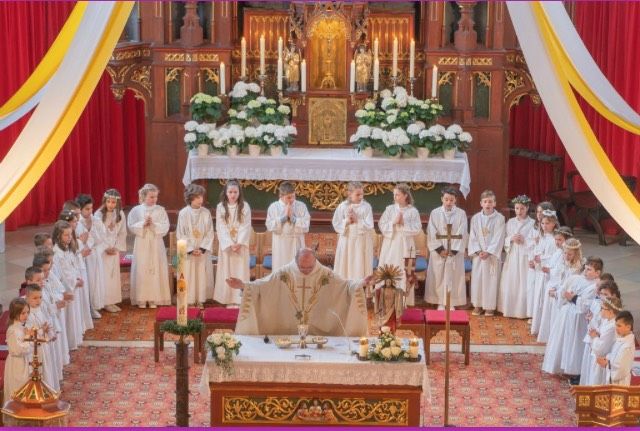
[296,278,313,323]
[436,223,463,255]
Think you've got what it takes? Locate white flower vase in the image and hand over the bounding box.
[248,144,261,157]
[197,144,209,157]
[227,145,239,157]
[417,147,430,160]
[443,148,456,160]
[269,146,283,157]
[360,147,374,158]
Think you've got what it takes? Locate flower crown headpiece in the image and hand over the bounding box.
[542,209,557,218]
[601,296,622,313]
[104,192,121,201]
[511,194,531,206]
[563,239,582,250]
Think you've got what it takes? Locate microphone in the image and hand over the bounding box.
[328,309,351,356]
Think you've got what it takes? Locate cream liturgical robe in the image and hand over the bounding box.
[3,323,32,403]
[468,210,506,311]
[235,260,368,337]
[128,204,172,306]
[581,317,616,385]
[76,215,107,310]
[52,245,85,348]
[26,306,59,391]
[214,202,252,305]
[605,333,635,386]
[425,206,468,307]
[530,232,557,335]
[498,216,535,318]
[265,199,311,271]
[332,200,374,281]
[377,204,422,305]
[95,209,127,306]
[177,205,215,304]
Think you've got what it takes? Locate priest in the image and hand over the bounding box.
[226,248,372,336]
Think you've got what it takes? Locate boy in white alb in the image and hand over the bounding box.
[469,190,505,316]
[597,311,635,386]
[582,295,620,385]
[24,284,59,391]
[265,181,310,271]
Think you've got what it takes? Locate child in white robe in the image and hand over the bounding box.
[177,183,215,306]
[469,190,505,316]
[498,195,535,318]
[3,298,32,402]
[425,187,468,308]
[333,181,374,281]
[377,183,423,306]
[265,181,310,271]
[598,311,635,386]
[128,183,172,308]
[526,201,555,322]
[214,180,252,306]
[52,220,85,349]
[94,189,127,313]
[33,232,53,249]
[581,295,620,385]
[24,284,59,391]
[530,210,559,335]
[548,238,584,331]
[537,227,573,342]
[76,194,106,319]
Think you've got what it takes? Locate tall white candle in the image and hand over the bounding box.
[219,62,226,95]
[392,37,398,78]
[277,56,283,90]
[349,60,355,93]
[431,65,438,98]
[259,34,266,75]
[240,37,247,78]
[373,38,379,61]
[301,59,307,92]
[373,58,380,91]
[278,37,283,60]
[409,39,415,79]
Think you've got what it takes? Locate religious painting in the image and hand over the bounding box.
[308,98,347,145]
[307,17,348,90]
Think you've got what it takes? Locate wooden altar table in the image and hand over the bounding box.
[183,148,471,198]
[199,335,429,426]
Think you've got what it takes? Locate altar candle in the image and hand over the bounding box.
[277,56,283,90]
[409,39,415,79]
[359,337,369,358]
[392,37,398,78]
[349,60,355,93]
[409,337,419,359]
[278,36,283,60]
[431,65,438,98]
[373,58,380,91]
[259,34,266,75]
[301,59,307,93]
[373,37,379,61]
[240,37,247,77]
[219,62,226,95]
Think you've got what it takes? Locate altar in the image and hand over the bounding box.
[200,335,429,426]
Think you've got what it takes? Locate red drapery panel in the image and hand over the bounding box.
[509,1,640,204]
[0,1,145,231]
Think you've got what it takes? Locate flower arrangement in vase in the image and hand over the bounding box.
[206,332,242,376]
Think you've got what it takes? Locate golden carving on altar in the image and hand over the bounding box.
[572,384,640,427]
[307,16,348,90]
[354,45,373,92]
[222,396,408,425]
[308,98,348,146]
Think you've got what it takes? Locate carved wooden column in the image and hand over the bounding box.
[180,1,203,47]
[212,1,233,48]
[139,1,165,44]
[454,1,477,51]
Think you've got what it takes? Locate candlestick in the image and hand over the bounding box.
[258,73,266,96]
[259,34,266,75]
[373,38,379,61]
[359,337,369,359]
[373,58,379,91]
[219,62,226,95]
[431,65,438,98]
[409,39,415,79]
[277,56,283,91]
[409,337,419,359]
[349,60,355,93]
[392,37,398,78]
[240,37,247,79]
[300,59,307,93]
[409,77,416,97]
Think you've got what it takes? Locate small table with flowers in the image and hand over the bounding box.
[199,335,429,426]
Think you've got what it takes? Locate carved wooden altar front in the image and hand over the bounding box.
[107,1,539,212]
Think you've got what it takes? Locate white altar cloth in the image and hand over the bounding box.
[199,335,430,398]
[183,148,471,197]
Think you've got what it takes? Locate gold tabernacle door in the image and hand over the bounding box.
[308,97,348,145]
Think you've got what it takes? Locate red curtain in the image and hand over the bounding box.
[509,1,640,204]
[0,1,145,231]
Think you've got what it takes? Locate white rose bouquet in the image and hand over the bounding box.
[206,332,242,375]
[367,326,410,362]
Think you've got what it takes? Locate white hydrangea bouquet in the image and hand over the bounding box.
[368,326,410,361]
[206,332,242,375]
[422,123,473,159]
[184,120,215,153]
[189,92,223,123]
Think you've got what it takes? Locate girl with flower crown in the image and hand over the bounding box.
[526,201,555,323]
[95,189,127,313]
[530,209,559,335]
[497,195,535,318]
